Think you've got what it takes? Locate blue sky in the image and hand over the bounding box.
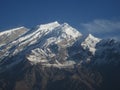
[0,0,120,39]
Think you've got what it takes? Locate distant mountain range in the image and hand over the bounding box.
[0,21,120,90]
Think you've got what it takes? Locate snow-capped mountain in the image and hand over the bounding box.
[0,21,120,68]
[0,21,120,90]
[0,22,82,68]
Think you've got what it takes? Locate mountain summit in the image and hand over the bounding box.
[0,22,120,90]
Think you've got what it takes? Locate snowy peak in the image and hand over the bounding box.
[39,21,60,30]
[85,34,101,45]
[87,34,100,41]
[37,21,82,40]
[60,23,82,39]
[81,34,101,54]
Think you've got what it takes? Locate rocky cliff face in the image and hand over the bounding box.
[0,22,120,90]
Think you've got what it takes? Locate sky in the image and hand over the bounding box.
[0,0,120,39]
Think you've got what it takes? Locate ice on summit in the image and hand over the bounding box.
[60,23,82,39]
[39,21,60,30]
[81,34,101,54]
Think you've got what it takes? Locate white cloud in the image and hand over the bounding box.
[81,19,120,39]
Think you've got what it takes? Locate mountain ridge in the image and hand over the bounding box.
[0,21,120,90]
